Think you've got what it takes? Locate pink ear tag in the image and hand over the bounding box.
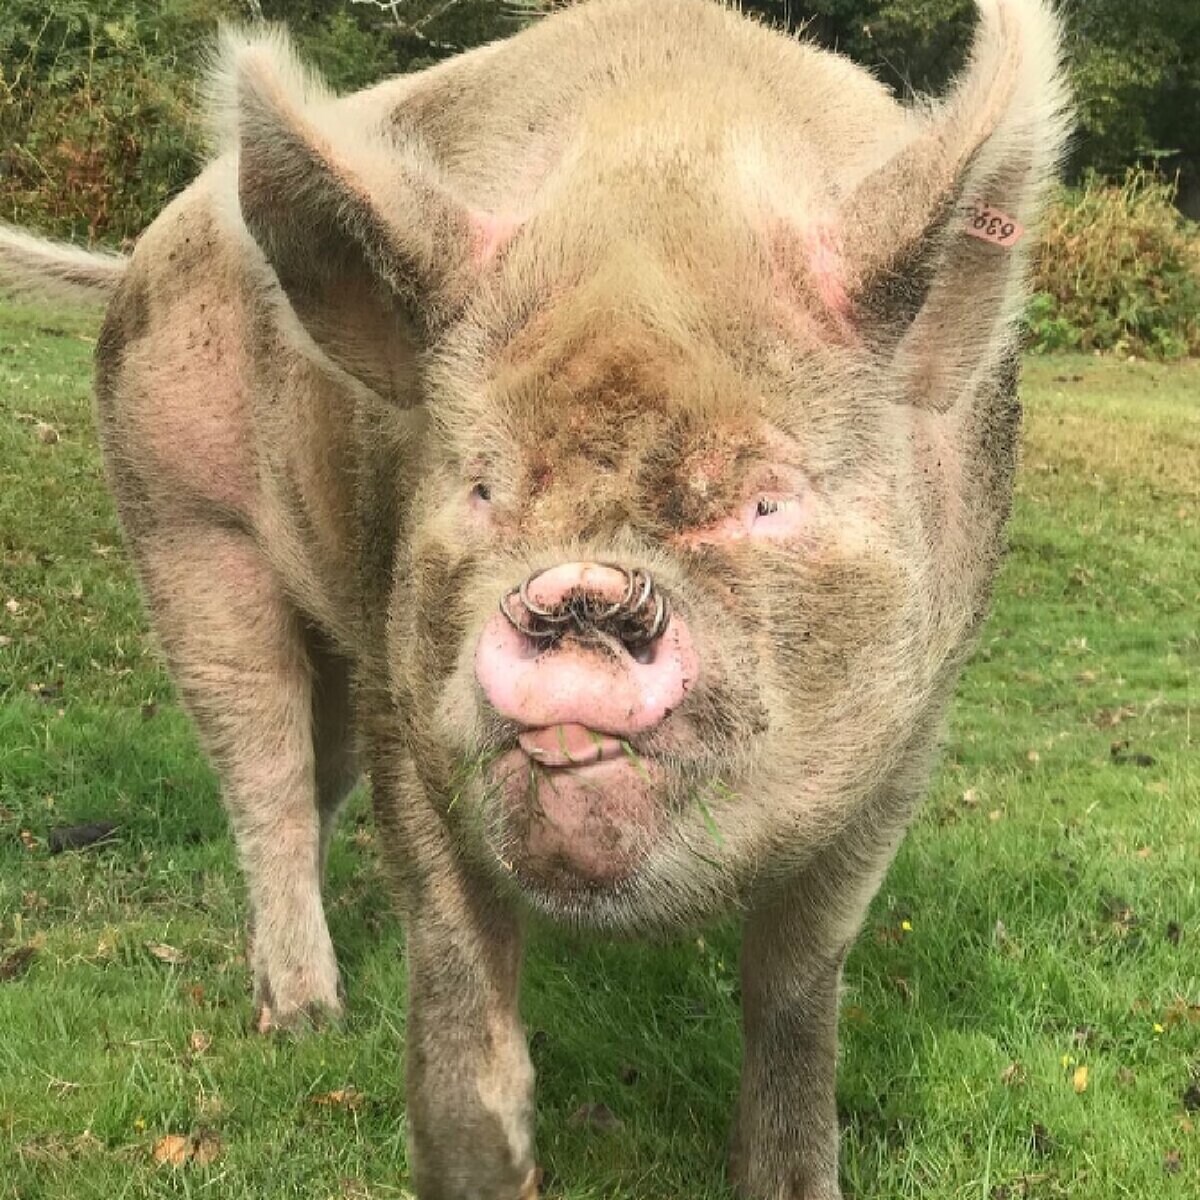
[965,203,1024,248]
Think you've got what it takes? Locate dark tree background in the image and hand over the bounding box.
[3,0,1200,239]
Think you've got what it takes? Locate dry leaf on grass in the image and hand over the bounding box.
[1000,1062,1026,1087]
[188,1030,212,1055]
[311,1087,365,1111]
[151,1131,222,1167]
[1072,1065,1089,1094]
[151,1135,191,1167]
[145,942,186,965]
[192,1131,222,1165]
[0,944,37,982]
[1162,997,1200,1029]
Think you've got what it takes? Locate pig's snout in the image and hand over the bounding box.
[474,562,698,735]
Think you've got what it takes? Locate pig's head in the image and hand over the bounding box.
[226,1,1068,929]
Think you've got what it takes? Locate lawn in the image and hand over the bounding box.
[1,297,1197,1200]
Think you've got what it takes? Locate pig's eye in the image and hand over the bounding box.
[745,494,805,540]
[468,481,494,518]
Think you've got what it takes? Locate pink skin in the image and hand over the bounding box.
[491,750,663,884]
[474,562,695,882]
[469,210,522,269]
[471,492,807,882]
[474,563,699,736]
[801,222,851,317]
[767,216,860,345]
[518,723,624,767]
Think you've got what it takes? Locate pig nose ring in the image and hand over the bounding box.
[498,565,670,647]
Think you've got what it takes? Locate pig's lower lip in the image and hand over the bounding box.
[516,723,625,767]
[489,737,662,885]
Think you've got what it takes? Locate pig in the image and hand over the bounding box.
[0,0,1070,1195]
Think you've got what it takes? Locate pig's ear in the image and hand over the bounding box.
[840,0,1070,405]
[217,31,496,400]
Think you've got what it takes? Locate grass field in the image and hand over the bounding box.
[1,297,1197,1200]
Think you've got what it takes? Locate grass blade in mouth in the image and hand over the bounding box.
[620,740,652,782]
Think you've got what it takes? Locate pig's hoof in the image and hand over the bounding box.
[518,1166,542,1200]
[253,996,344,1034]
[253,970,344,1034]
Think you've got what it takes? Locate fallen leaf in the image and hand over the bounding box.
[1000,1062,1026,1087]
[1093,705,1137,729]
[0,945,37,982]
[1072,1065,1089,1094]
[1162,998,1200,1029]
[311,1087,365,1111]
[188,1030,212,1055]
[961,788,980,807]
[146,942,186,966]
[152,1135,192,1167]
[569,1102,623,1132]
[191,1131,222,1165]
[152,1131,222,1167]
[1026,749,1041,764]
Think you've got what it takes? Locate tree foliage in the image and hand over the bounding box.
[2,0,1199,241]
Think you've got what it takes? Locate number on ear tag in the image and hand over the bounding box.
[965,203,1024,248]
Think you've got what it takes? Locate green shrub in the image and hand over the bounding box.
[0,1,236,243]
[1028,169,1200,359]
[0,1,530,245]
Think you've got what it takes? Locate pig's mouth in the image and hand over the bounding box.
[486,721,667,889]
[516,723,626,767]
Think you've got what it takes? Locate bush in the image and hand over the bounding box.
[0,1,526,244]
[0,1,236,243]
[1028,170,1200,359]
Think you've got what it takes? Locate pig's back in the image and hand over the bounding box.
[354,0,911,213]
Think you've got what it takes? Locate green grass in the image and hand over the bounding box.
[1,298,1197,1199]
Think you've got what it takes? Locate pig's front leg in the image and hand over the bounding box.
[403,876,538,1200]
[729,887,848,1200]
